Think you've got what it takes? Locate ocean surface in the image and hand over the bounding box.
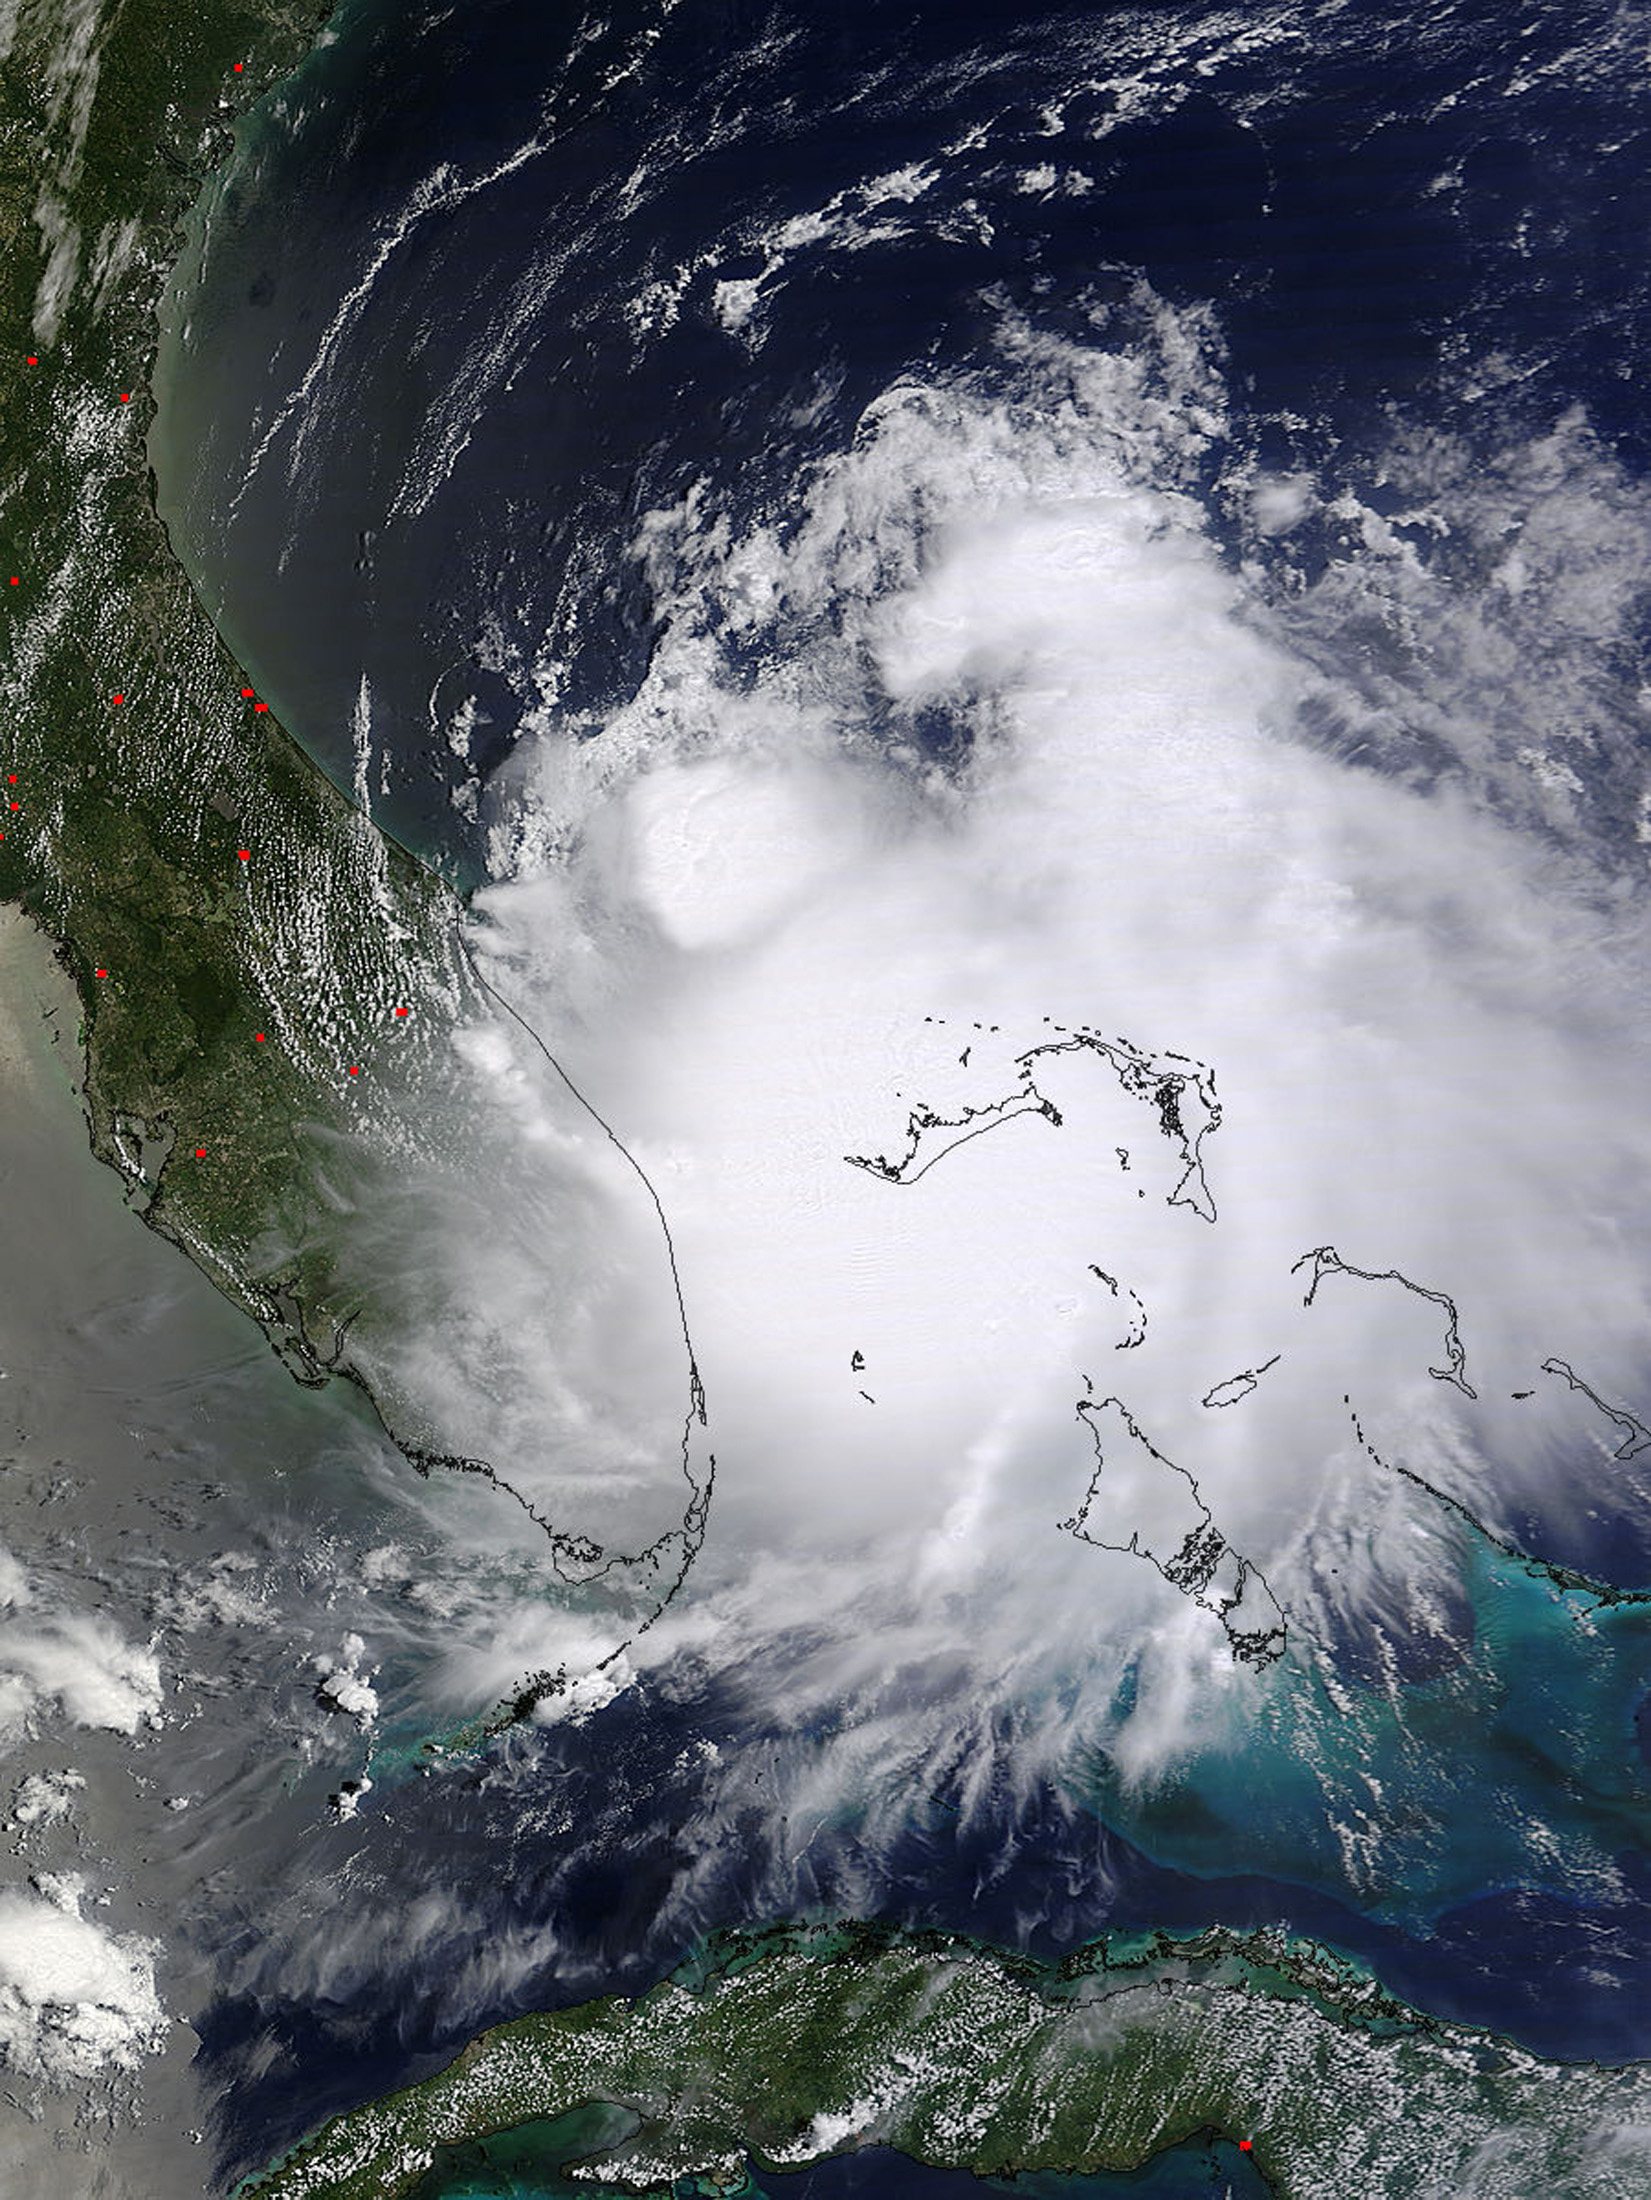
[0,908,433,2199]
[154,0,1651,884]
[133,0,1651,2186]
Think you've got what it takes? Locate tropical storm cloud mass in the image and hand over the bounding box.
[440,284,1651,1818]
[6,1,1651,2194]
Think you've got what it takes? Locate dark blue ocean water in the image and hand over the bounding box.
[153,0,1651,2184]
[201,1567,1651,2184]
[156,0,1651,883]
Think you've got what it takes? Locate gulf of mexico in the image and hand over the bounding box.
[0,902,449,2192]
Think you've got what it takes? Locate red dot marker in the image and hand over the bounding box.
[1239,2140,1253,2153]
[240,687,254,698]
[111,692,124,705]
[25,355,36,365]
[254,701,269,712]
[7,775,15,784]
[393,1006,408,1018]
[95,967,107,978]
[119,392,131,403]
[8,802,18,813]
[233,61,244,72]
[8,578,17,587]
[194,1147,207,1158]
[253,1031,266,1043]
[347,1065,361,1077]
[237,848,250,861]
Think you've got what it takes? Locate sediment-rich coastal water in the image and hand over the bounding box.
[132,0,1651,2186]
[0,907,390,2195]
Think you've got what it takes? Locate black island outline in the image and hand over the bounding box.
[846,1016,1223,1223]
[1342,1394,1651,1614]
[311,942,717,1747]
[1061,1392,1288,1667]
[1540,1357,1651,1460]
[1202,1353,1281,1409]
[1091,1265,1148,1350]
[1291,1245,1475,1398]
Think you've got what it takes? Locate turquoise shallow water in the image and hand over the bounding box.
[1075,1527,1651,1930]
[141,0,1651,2182]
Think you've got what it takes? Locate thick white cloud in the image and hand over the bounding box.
[0,1546,162,1739]
[0,1614,162,1737]
[0,1879,166,2086]
[375,291,1651,1809]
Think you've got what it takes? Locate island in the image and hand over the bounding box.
[0,0,714,1737]
[1061,1393,1288,1666]
[240,1916,1651,2199]
[847,1017,1223,1222]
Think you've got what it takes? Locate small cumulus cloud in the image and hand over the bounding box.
[5,1768,86,1837]
[315,1633,380,1725]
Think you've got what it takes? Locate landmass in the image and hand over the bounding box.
[1541,1358,1651,1460]
[0,0,467,1380]
[0,0,713,1737]
[240,1916,1651,2200]
[1061,1392,1288,1665]
[848,1017,1222,1221]
[1291,1247,1476,1397]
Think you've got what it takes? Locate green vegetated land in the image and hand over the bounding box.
[241,1919,1651,2200]
[8,11,1651,2200]
[0,0,478,1379]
